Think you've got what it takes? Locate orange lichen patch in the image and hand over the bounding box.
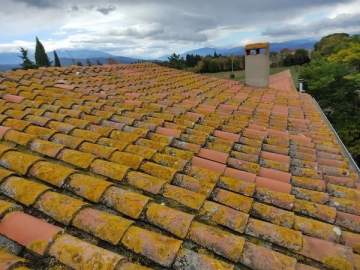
[140,161,177,181]
[218,176,255,196]
[64,118,90,129]
[118,262,153,270]
[299,235,354,270]
[136,138,168,151]
[163,146,193,160]
[25,125,56,140]
[126,171,167,194]
[294,215,341,242]
[173,174,215,196]
[173,248,235,270]
[212,188,253,213]
[58,149,95,169]
[35,191,86,224]
[79,142,116,159]
[47,121,75,134]
[145,202,194,238]
[24,115,51,126]
[251,202,295,228]
[3,130,36,146]
[188,166,220,183]
[51,133,84,149]
[49,233,124,269]
[341,231,360,253]
[163,184,206,210]
[125,144,156,159]
[90,159,129,181]
[292,187,329,204]
[0,167,14,183]
[88,124,114,136]
[294,199,337,223]
[327,183,360,201]
[67,173,112,202]
[151,153,187,170]
[0,176,49,206]
[245,218,303,251]
[0,143,14,157]
[102,186,150,218]
[2,118,30,131]
[227,158,260,174]
[110,130,140,142]
[255,187,295,210]
[121,226,182,267]
[0,248,26,269]
[149,133,175,145]
[0,150,42,175]
[188,221,245,262]
[0,199,20,217]
[71,128,102,143]
[240,241,297,270]
[200,201,249,233]
[97,137,129,151]
[30,139,64,158]
[329,197,360,215]
[29,161,74,187]
[72,207,133,244]
[260,158,290,172]
[110,151,144,170]
[291,176,325,192]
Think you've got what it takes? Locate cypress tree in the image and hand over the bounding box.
[19,47,37,69]
[35,37,50,67]
[53,50,61,67]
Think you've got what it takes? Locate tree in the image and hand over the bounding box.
[168,53,185,69]
[86,59,92,66]
[18,47,37,69]
[35,37,50,67]
[53,50,61,67]
[76,61,83,66]
[294,49,310,65]
[96,59,102,65]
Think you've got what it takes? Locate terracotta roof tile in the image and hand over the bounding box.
[0,211,61,255]
[121,226,182,267]
[0,65,359,269]
[49,233,124,269]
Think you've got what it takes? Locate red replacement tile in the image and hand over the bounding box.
[255,176,292,194]
[198,148,229,164]
[213,130,240,142]
[224,167,256,183]
[0,211,62,255]
[156,127,181,138]
[0,126,10,139]
[2,94,24,103]
[259,167,291,183]
[299,235,353,269]
[192,157,226,174]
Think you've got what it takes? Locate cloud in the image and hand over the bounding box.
[263,12,360,38]
[1,0,359,57]
[97,6,116,15]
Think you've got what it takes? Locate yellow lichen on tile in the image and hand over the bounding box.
[140,161,177,181]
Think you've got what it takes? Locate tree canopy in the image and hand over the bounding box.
[35,37,50,67]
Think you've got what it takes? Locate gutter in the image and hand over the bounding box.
[311,97,360,175]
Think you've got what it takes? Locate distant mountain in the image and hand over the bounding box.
[170,39,317,58]
[0,49,139,71]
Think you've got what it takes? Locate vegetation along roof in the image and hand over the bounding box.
[0,63,359,270]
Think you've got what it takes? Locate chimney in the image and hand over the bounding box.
[245,42,270,87]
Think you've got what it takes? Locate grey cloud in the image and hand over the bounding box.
[263,13,360,37]
[97,6,116,15]
[13,0,60,8]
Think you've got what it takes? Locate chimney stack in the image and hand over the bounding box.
[245,42,270,87]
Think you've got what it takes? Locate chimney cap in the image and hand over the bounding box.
[245,42,269,50]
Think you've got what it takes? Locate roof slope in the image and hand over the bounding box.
[0,63,359,270]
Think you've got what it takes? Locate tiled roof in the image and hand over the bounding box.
[0,63,359,270]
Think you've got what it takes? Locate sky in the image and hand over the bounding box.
[0,0,359,58]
